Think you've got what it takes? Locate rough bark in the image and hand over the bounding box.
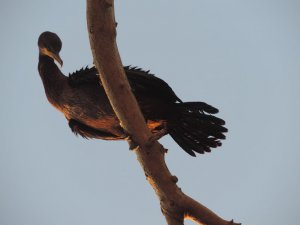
[86,1,241,224]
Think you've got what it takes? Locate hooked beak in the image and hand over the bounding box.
[51,52,63,67]
[40,47,63,67]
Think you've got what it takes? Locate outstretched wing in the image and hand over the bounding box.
[68,66,182,103]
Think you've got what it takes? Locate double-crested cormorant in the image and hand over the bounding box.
[38,31,227,156]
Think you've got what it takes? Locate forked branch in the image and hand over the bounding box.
[86,1,241,224]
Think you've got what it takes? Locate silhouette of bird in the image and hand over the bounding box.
[38,31,227,156]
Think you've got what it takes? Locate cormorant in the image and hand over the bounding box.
[38,31,227,156]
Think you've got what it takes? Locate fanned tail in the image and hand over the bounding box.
[168,102,227,156]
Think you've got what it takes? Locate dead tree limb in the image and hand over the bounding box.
[86,1,241,224]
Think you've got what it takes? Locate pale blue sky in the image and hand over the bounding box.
[1,1,300,224]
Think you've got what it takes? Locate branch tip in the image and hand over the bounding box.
[171,175,178,183]
[162,148,168,154]
[104,0,113,7]
[229,219,242,225]
[89,26,94,34]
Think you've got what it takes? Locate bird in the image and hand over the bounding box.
[38,31,227,156]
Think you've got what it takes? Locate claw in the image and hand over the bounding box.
[123,129,139,150]
[126,137,139,150]
[147,128,168,144]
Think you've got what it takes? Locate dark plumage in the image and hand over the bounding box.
[38,31,227,156]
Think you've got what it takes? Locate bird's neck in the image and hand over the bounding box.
[38,54,67,107]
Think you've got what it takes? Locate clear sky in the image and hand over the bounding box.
[1,1,300,224]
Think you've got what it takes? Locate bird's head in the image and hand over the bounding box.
[38,31,63,67]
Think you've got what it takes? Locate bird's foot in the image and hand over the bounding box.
[146,128,167,147]
[126,136,139,150]
[123,130,139,150]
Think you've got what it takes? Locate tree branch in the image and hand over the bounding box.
[86,1,241,224]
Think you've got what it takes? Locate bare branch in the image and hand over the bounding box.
[86,1,240,224]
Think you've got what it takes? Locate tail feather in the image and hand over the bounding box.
[182,116,227,138]
[168,102,227,156]
[181,102,219,114]
[170,127,207,156]
[182,111,225,126]
[180,121,222,149]
[180,121,221,147]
